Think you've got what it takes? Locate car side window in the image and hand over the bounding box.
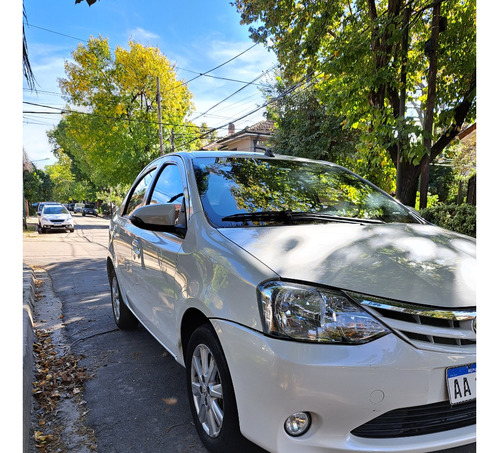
[150,164,184,205]
[149,164,187,230]
[124,170,155,216]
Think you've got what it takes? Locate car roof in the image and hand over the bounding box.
[147,150,343,169]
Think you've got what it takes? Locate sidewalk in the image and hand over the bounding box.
[23,265,35,453]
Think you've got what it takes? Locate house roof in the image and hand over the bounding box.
[202,120,275,150]
[457,122,476,140]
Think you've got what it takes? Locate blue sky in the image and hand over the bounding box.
[21,0,277,166]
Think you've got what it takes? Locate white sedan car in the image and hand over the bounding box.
[107,151,475,453]
[39,204,74,233]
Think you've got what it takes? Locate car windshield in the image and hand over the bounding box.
[192,156,419,227]
[43,206,69,215]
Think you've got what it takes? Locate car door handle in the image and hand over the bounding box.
[132,238,141,257]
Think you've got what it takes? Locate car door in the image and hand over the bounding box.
[131,158,188,354]
[112,168,157,317]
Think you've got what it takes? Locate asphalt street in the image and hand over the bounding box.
[23,214,207,453]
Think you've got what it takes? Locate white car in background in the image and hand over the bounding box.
[107,151,476,453]
[39,204,74,233]
[74,202,85,214]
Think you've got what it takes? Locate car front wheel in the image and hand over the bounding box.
[186,324,253,453]
[110,269,138,330]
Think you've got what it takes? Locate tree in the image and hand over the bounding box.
[23,168,53,213]
[263,76,357,163]
[233,0,476,207]
[45,154,76,202]
[262,74,395,192]
[55,37,196,187]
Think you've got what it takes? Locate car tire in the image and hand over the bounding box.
[110,269,138,330]
[186,324,251,453]
[82,212,86,216]
[69,228,74,233]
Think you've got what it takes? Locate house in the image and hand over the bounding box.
[202,120,274,152]
[457,123,476,205]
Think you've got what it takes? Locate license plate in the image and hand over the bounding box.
[446,363,476,405]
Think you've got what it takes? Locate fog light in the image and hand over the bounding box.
[284,412,311,437]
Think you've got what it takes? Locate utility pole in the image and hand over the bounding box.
[156,77,164,155]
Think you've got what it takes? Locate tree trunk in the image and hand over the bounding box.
[420,3,441,209]
[395,7,411,201]
[395,161,421,207]
[467,175,476,205]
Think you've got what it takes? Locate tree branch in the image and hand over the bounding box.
[431,68,476,160]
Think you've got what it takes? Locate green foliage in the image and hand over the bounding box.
[96,185,129,215]
[415,191,439,210]
[233,0,476,206]
[54,37,196,188]
[264,78,357,163]
[45,154,75,202]
[23,169,53,213]
[420,203,476,237]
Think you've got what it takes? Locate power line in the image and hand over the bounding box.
[23,100,210,131]
[24,21,263,89]
[23,22,86,42]
[161,43,261,98]
[179,72,313,148]
[183,43,259,85]
[190,65,277,123]
[177,67,271,87]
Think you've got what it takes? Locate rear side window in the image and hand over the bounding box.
[124,170,155,216]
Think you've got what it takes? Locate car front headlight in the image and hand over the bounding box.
[258,281,389,344]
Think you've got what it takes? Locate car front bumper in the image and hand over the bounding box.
[40,220,74,230]
[213,320,476,453]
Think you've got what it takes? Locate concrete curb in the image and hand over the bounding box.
[23,265,35,453]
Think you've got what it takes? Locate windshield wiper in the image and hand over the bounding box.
[221,210,295,223]
[221,211,385,224]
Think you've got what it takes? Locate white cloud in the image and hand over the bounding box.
[128,27,161,45]
[183,41,277,133]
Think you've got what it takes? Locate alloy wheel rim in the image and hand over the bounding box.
[191,344,224,438]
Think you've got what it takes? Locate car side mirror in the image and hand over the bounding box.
[130,203,186,235]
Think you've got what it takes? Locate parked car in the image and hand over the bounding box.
[39,204,74,233]
[107,151,476,453]
[74,203,85,214]
[36,201,60,217]
[82,204,98,216]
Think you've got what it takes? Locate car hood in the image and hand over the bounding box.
[219,223,475,308]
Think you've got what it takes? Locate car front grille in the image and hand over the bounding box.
[347,293,476,353]
[351,399,476,438]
